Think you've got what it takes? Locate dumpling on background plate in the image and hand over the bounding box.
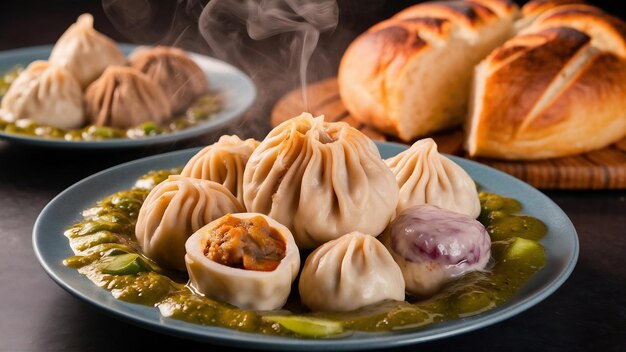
[130,46,210,114]
[181,135,259,204]
[243,113,399,249]
[135,175,244,271]
[84,66,172,129]
[185,212,300,310]
[299,231,405,312]
[386,138,481,218]
[0,60,84,129]
[49,13,126,88]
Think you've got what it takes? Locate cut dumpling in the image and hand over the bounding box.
[382,205,491,297]
[299,232,405,312]
[0,61,84,129]
[185,213,300,310]
[49,14,126,88]
[386,138,480,218]
[136,175,244,270]
[243,113,399,249]
[130,46,210,114]
[181,135,259,203]
[85,66,172,129]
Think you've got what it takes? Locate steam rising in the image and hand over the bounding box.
[102,0,339,111]
[199,0,338,109]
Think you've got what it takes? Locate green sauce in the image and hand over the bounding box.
[63,171,547,338]
[0,66,221,141]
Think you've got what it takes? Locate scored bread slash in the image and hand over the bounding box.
[262,315,344,337]
[338,0,520,141]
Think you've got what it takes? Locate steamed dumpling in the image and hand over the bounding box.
[243,113,399,249]
[49,14,125,88]
[136,175,244,270]
[299,232,405,312]
[130,46,209,113]
[386,138,480,218]
[382,205,491,297]
[0,61,84,129]
[85,66,172,129]
[185,213,300,310]
[181,135,259,203]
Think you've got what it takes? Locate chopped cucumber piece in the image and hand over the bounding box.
[102,253,151,275]
[263,315,344,337]
[506,237,544,259]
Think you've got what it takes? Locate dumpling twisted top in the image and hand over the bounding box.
[243,113,399,248]
[49,14,126,88]
[181,135,259,203]
[1,61,84,129]
[136,175,244,270]
[84,66,172,129]
[386,138,480,218]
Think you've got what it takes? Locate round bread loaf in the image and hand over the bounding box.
[338,0,520,141]
[466,4,626,159]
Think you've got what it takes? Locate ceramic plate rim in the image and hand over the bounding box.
[33,142,579,350]
[0,45,256,148]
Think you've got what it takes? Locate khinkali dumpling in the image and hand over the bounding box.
[0,61,84,129]
[243,113,399,249]
[185,213,300,310]
[299,232,405,312]
[136,175,244,270]
[181,135,259,203]
[130,46,209,113]
[386,138,480,218]
[49,14,125,88]
[382,205,491,297]
[85,66,172,129]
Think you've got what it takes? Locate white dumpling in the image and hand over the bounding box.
[299,232,405,312]
[386,138,481,218]
[185,213,300,310]
[0,61,84,129]
[181,135,259,203]
[382,205,491,297]
[136,175,244,270]
[84,66,172,129]
[49,13,126,88]
[243,113,399,249]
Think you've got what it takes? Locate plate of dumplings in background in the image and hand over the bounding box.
[0,14,256,148]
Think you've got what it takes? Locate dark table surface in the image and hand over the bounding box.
[1,1,625,351]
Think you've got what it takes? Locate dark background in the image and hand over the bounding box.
[0,1,625,352]
[1,0,625,109]
[2,1,626,75]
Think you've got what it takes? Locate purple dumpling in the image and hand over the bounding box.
[382,204,491,297]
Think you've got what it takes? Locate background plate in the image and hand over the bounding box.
[33,142,579,351]
[0,45,256,148]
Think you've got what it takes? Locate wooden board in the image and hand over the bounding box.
[271,78,626,190]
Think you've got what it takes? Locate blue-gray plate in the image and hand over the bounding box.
[0,45,255,148]
[33,142,579,350]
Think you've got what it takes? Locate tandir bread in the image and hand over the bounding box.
[466,4,626,159]
[338,0,520,141]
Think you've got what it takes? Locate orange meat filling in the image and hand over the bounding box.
[203,215,286,271]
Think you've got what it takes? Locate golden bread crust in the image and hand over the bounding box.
[467,5,626,159]
[339,0,518,141]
